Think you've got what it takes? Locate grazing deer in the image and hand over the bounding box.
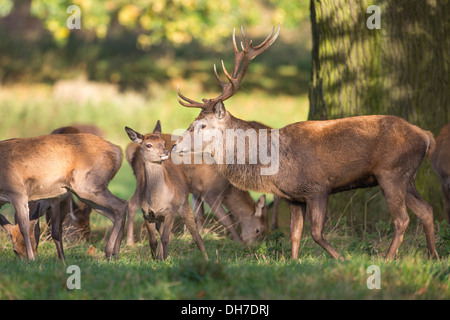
[172,25,439,260]
[431,123,450,224]
[0,133,127,261]
[0,125,103,260]
[124,121,207,260]
[126,134,268,245]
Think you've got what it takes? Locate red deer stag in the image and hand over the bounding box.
[431,123,450,224]
[0,133,127,260]
[124,121,207,260]
[126,134,268,245]
[172,25,439,261]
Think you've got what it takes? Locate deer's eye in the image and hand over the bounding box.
[201,124,206,129]
[146,144,152,149]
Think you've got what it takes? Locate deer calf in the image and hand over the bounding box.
[431,123,450,224]
[126,133,268,246]
[125,121,207,260]
[0,133,127,260]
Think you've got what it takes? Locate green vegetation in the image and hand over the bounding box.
[0,208,448,299]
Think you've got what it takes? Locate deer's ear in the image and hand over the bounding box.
[153,120,162,136]
[125,127,144,144]
[254,195,266,218]
[213,101,226,119]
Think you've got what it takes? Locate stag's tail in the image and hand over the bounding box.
[423,130,436,159]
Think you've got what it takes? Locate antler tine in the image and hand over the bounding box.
[213,64,226,88]
[221,60,234,83]
[253,23,280,50]
[232,28,239,54]
[176,25,279,110]
[176,84,206,108]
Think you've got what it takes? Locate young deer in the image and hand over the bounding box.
[172,25,439,261]
[0,125,103,260]
[126,134,268,245]
[431,123,450,224]
[124,121,207,260]
[0,133,127,261]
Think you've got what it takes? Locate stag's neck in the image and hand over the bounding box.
[213,115,276,194]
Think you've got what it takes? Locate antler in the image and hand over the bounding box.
[177,24,280,111]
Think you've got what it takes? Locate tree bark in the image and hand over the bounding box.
[308,0,449,134]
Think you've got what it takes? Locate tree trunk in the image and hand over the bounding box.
[308,0,449,133]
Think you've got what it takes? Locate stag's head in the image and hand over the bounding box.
[172,25,280,159]
[0,215,38,258]
[125,120,170,164]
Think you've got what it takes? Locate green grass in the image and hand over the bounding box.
[0,216,448,300]
[0,83,448,300]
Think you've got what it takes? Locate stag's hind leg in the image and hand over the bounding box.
[406,182,439,259]
[307,195,343,260]
[377,176,411,260]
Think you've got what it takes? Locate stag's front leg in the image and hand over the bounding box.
[289,202,306,260]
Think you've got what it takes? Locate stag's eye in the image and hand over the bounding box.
[201,124,206,129]
[146,144,152,149]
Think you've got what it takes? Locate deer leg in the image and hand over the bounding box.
[441,180,450,224]
[192,194,205,231]
[406,182,439,259]
[179,205,208,259]
[127,190,140,246]
[144,219,158,259]
[11,194,35,260]
[308,195,343,260]
[205,195,243,243]
[48,200,66,263]
[72,189,127,259]
[378,178,410,261]
[159,214,175,261]
[289,202,306,260]
[271,195,281,230]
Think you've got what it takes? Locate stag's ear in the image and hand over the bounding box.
[213,101,226,119]
[125,127,144,144]
[254,195,267,218]
[153,120,162,136]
